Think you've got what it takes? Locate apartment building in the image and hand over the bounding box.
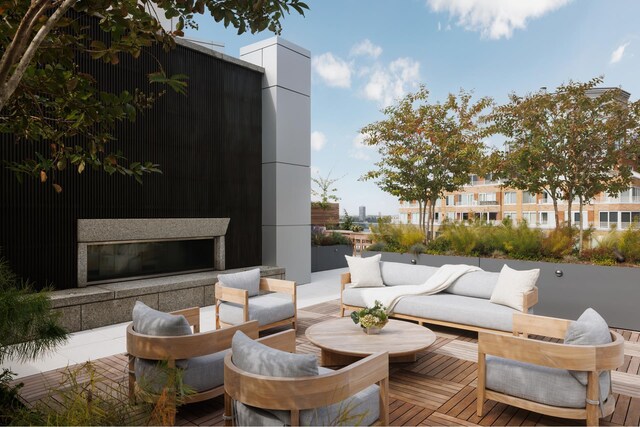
[398,173,640,234]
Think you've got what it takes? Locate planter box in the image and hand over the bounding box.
[363,251,640,331]
[312,245,352,272]
[311,202,339,226]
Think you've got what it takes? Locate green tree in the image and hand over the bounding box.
[361,86,492,242]
[492,77,640,235]
[0,0,308,191]
[311,169,343,208]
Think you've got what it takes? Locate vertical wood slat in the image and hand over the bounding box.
[0,13,262,290]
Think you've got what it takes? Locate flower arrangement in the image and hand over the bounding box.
[350,300,389,334]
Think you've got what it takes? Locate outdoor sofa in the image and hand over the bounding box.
[340,261,539,333]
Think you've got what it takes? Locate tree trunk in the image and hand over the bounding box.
[423,199,429,243]
[566,191,573,229]
[430,202,436,243]
[578,196,584,254]
[552,197,561,231]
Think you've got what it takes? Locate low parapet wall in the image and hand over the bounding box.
[50,266,285,332]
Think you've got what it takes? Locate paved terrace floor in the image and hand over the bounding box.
[8,269,640,426]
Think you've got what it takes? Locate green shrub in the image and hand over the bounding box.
[438,222,478,256]
[366,242,387,252]
[541,227,576,258]
[500,221,543,260]
[426,235,451,253]
[618,225,640,263]
[370,218,425,253]
[311,228,352,246]
[580,247,616,266]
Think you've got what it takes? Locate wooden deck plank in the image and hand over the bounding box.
[9,300,640,426]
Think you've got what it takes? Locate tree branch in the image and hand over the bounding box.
[0,0,77,112]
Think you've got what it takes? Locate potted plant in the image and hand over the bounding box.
[350,300,389,335]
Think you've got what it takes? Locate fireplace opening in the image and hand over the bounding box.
[86,238,215,283]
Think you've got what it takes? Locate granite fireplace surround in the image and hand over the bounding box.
[47,218,284,332]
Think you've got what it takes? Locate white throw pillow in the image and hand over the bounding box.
[345,254,384,288]
[489,264,539,311]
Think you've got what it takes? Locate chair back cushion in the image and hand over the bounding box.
[232,331,318,377]
[132,301,192,336]
[565,308,612,385]
[379,262,438,287]
[489,264,539,311]
[218,268,261,297]
[346,254,384,288]
[445,271,499,299]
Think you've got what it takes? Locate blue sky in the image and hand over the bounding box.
[186,0,640,216]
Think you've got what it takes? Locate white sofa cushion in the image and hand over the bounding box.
[346,254,384,288]
[565,308,612,386]
[218,268,261,297]
[490,264,539,311]
[445,271,499,299]
[219,294,295,327]
[379,262,438,286]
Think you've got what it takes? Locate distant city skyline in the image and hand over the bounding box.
[187,0,640,215]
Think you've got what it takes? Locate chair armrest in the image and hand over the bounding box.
[171,306,200,332]
[224,351,389,411]
[256,329,296,353]
[215,283,249,305]
[479,331,599,371]
[127,320,259,360]
[522,286,538,312]
[340,272,351,292]
[260,278,296,295]
[479,330,625,372]
[512,313,572,339]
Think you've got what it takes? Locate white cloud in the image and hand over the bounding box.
[427,0,572,39]
[363,58,421,107]
[437,21,442,31]
[350,39,383,58]
[349,134,375,161]
[310,131,327,151]
[610,42,630,64]
[312,52,352,88]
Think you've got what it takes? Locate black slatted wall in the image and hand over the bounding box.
[0,16,263,290]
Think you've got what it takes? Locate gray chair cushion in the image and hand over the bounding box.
[393,294,519,332]
[565,308,612,386]
[218,268,261,297]
[219,294,295,327]
[445,271,499,299]
[486,355,610,408]
[234,367,380,426]
[135,350,227,394]
[232,331,318,377]
[132,301,192,337]
[379,262,438,286]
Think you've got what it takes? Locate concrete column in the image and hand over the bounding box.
[240,37,311,284]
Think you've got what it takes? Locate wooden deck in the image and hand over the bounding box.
[12,300,640,426]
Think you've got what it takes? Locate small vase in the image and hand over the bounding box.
[364,326,381,335]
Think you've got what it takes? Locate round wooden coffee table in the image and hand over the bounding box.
[305,317,437,366]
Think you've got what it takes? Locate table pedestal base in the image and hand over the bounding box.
[320,349,416,367]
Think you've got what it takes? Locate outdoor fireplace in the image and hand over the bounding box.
[77,218,229,287]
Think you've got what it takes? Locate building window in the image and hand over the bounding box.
[540,212,549,225]
[620,211,640,229]
[541,191,552,204]
[573,212,581,224]
[503,211,516,220]
[479,193,497,202]
[458,193,474,206]
[434,212,440,223]
[446,212,455,221]
[522,211,536,225]
[504,192,516,205]
[522,191,536,204]
[600,211,618,229]
[446,195,455,206]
